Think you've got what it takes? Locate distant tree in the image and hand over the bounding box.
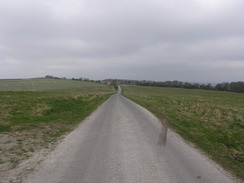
[229,82,244,93]
[111,80,118,90]
[45,75,54,79]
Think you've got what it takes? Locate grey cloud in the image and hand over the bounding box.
[0,0,243,82]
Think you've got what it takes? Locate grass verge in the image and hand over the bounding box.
[122,85,244,181]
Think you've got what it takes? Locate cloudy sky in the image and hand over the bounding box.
[0,0,243,82]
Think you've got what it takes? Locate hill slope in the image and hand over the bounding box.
[0,79,112,92]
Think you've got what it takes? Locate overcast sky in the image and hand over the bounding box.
[0,0,243,82]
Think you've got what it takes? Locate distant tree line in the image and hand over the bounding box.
[136,80,244,93]
[137,80,212,89]
[215,82,244,93]
[103,79,138,85]
[45,75,63,79]
[44,76,244,93]
[71,77,90,81]
[104,79,244,93]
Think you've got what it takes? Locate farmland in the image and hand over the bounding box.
[0,79,115,180]
[0,78,111,92]
[122,85,244,180]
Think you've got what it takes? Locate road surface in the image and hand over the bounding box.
[25,89,236,183]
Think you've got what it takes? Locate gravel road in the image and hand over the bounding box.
[24,90,236,183]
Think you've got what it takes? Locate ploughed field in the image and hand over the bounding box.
[0,79,115,178]
[122,85,244,180]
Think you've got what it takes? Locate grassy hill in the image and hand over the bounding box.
[0,78,112,92]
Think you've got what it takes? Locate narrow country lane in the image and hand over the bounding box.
[24,90,235,183]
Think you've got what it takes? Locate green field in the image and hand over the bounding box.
[122,85,244,180]
[0,78,111,92]
[0,79,115,174]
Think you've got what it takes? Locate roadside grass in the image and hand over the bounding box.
[0,79,115,176]
[122,85,244,180]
